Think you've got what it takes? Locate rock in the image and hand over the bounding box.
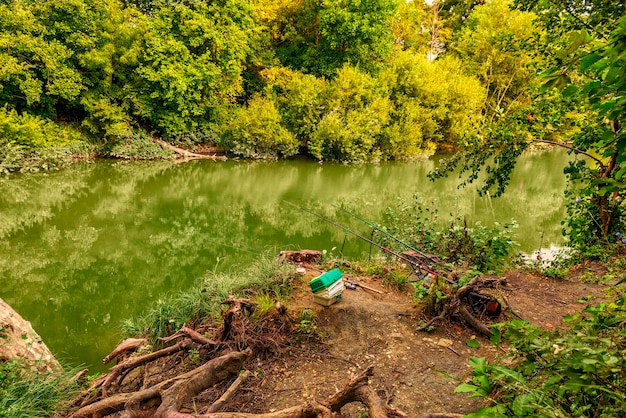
[0,298,60,372]
[437,338,454,348]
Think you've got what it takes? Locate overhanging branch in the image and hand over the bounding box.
[534,139,604,167]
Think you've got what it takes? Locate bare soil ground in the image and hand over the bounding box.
[67,261,614,417]
[241,263,612,417]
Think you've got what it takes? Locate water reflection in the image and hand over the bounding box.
[0,150,571,371]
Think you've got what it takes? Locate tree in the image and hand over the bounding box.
[379,51,484,158]
[432,1,626,247]
[272,0,398,77]
[0,0,87,118]
[454,0,539,124]
[132,0,258,136]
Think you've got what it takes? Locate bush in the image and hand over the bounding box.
[222,95,299,160]
[457,294,626,417]
[0,107,83,149]
[382,195,518,273]
[107,130,176,160]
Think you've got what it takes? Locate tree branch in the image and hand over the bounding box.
[534,140,605,166]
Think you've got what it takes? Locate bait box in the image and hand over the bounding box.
[314,280,345,299]
[309,269,344,293]
[313,293,342,307]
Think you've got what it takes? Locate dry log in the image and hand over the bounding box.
[153,138,227,161]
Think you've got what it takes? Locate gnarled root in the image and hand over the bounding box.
[417,277,505,336]
[70,348,251,418]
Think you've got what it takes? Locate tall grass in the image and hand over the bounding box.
[121,255,294,342]
[0,360,80,417]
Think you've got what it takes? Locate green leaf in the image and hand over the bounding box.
[512,393,536,416]
[455,383,480,394]
[466,339,480,348]
[464,405,509,418]
[579,53,602,71]
[469,356,488,373]
[562,84,579,97]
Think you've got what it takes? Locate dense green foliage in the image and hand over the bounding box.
[457,294,626,417]
[432,0,626,246]
[0,0,524,168]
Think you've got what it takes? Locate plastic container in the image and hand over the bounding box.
[313,293,342,307]
[309,268,344,293]
[314,280,345,298]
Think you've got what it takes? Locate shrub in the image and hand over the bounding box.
[457,294,626,417]
[222,95,299,160]
[107,130,175,160]
[382,195,518,273]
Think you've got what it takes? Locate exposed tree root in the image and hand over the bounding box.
[417,277,507,336]
[67,296,411,418]
[102,337,147,364]
[208,370,251,413]
[70,349,251,418]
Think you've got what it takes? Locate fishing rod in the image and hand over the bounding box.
[284,201,438,278]
[336,206,451,272]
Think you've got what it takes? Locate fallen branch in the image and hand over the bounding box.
[153,138,227,161]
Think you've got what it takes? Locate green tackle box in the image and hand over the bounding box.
[309,268,344,293]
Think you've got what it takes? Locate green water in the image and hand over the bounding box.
[0,149,570,371]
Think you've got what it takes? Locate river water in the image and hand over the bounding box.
[0,149,571,371]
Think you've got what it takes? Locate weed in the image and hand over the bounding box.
[296,309,319,338]
[186,349,201,369]
[254,294,277,317]
[382,195,519,274]
[121,254,296,342]
[0,360,81,417]
[384,269,409,289]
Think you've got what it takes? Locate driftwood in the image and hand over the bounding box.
[153,138,227,161]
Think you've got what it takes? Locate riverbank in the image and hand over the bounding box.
[51,256,620,417]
